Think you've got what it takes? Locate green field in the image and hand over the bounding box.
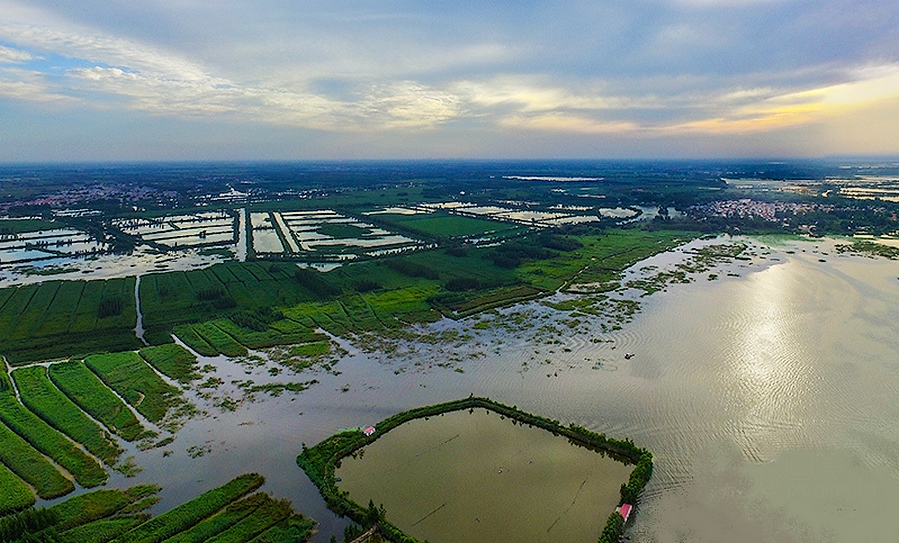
[248,515,316,543]
[139,343,200,384]
[46,485,160,532]
[377,212,518,238]
[0,228,697,371]
[60,516,150,543]
[139,262,325,342]
[84,351,187,424]
[109,473,265,543]
[0,218,59,234]
[0,277,141,364]
[0,473,314,543]
[516,229,695,290]
[49,360,149,442]
[203,495,293,543]
[13,365,122,466]
[0,462,34,515]
[163,493,269,543]
[0,378,107,488]
[181,322,248,357]
[0,416,74,499]
[171,325,219,357]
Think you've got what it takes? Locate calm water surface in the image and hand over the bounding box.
[336,409,633,543]
[53,237,899,542]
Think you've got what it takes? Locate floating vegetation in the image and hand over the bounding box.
[835,240,899,260]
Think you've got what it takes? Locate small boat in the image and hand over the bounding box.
[624,352,635,360]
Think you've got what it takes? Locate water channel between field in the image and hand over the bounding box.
[36,236,899,543]
[335,408,633,543]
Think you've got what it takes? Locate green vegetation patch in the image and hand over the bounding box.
[172,325,219,357]
[316,222,372,239]
[298,396,653,543]
[162,493,269,543]
[0,385,107,488]
[59,515,150,543]
[433,285,544,317]
[0,277,141,365]
[835,239,899,260]
[13,365,122,466]
[45,484,160,533]
[140,262,331,341]
[0,218,58,235]
[0,417,74,499]
[379,212,517,239]
[139,343,201,384]
[0,462,34,515]
[189,322,248,357]
[84,351,186,424]
[49,360,149,442]
[288,341,330,357]
[214,317,325,350]
[248,515,315,543]
[0,507,59,542]
[203,495,293,543]
[109,473,265,543]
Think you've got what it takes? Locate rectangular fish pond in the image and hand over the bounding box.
[297,397,652,543]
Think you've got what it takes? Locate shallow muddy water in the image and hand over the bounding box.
[29,236,899,542]
[336,408,633,543]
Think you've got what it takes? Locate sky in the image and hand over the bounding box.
[1,0,898,161]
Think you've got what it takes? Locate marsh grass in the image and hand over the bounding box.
[84,351,187,425]
[13,365,123,465]
[49,360,150,442]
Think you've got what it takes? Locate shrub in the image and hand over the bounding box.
[444,277,480,292]
[196,288,225,301]
[98,298,124,318]
[384,260,439,280]
[293,268,339,298]
[354,280,380,293]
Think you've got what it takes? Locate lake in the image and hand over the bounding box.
[335,408,633,543]
[42,236,899,542]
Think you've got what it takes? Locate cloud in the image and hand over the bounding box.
[660,64,899,134]
[0,44,33,64]
[1,0,898,158]
[0,66,74,103]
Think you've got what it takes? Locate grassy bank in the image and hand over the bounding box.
[0,385,75,499]
[0,462,34,515]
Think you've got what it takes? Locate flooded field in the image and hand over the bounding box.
[0,227,106,263]
[336,408,633,543]
[18,235,899,542]
[116,211,236,249]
